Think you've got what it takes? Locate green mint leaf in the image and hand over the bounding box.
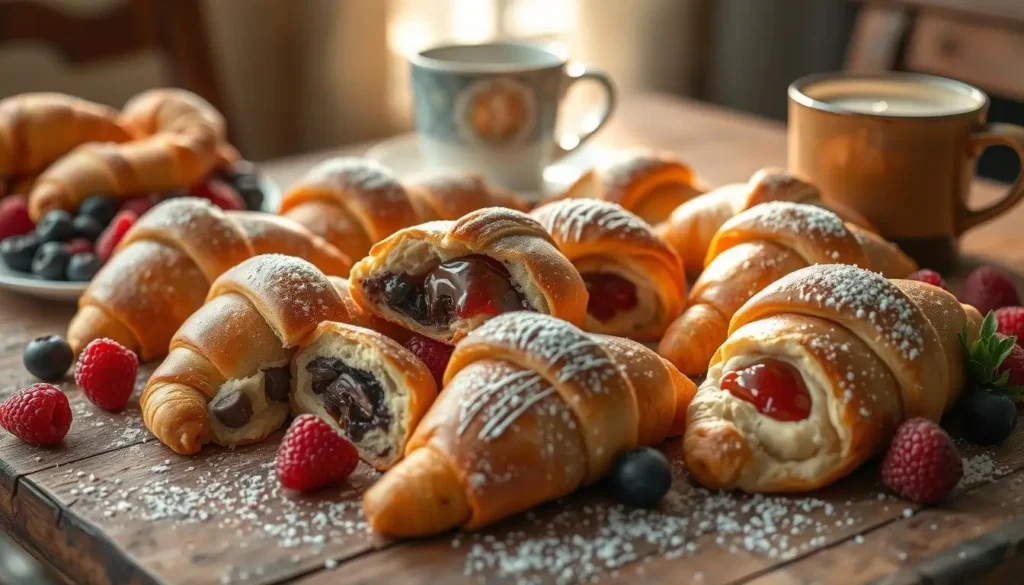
[981,312,998,339]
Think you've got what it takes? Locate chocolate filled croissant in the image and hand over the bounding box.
[363,312,696,537]
[530,199,685,339]
[279,159,528,263]
[68,198,351,361]
[542,149,704,225]
[684,264,982,493]
[657,202,916,376]
[656,168,876,277]
[349,207,587,344]
[291,322,437,470]
[141,255,351,455]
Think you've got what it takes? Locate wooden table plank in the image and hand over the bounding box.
[1,91,1022,585]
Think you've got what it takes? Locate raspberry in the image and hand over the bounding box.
[880,418,962,504]
[961,266,1020,316]
[0,383,72,446]
[995,307,1024,343]
[998,342,1024,388]
[403,334,454,387]
[276,414,359,491]
[191,179,245,211]
[119,195,158,218]
[95,210,137,263]
[0,195,34,241]
[74,338,138,411]
[65,238,93,257]
[906,269,945,289]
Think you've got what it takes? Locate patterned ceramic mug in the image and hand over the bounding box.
[410,41,616,192]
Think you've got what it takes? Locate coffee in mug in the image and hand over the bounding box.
[788,73,1024,269]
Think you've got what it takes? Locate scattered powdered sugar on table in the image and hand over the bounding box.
[959,452,1010,488]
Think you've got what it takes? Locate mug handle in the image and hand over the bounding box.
[552,63,617,161]
[958,123,1024,234]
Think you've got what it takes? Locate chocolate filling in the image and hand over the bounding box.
[211,390,253,429]
[361,254,532,329]
[263,366,291,402]
[306,357,392,442]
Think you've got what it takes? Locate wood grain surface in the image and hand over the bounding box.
[1,92,1023,585]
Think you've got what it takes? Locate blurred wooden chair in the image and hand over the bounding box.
[0,0,229,120]
[846,0,1024,101]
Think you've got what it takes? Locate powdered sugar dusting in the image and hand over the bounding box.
[787,265,924,361]
[537,199,657,245]
[222,254,337,324]
[744,201,848,239]
[304,157,407,207]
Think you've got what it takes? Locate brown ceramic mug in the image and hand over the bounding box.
[788,72,1024,270]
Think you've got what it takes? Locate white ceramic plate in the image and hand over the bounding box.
[0,174,282,303]
[365,134,617,202]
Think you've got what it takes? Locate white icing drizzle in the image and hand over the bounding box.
[540,199,654,244]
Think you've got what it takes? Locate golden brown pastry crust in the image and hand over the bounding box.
[530,199,685,339]
[657,168,877,277]
[362,313,696,537]
[349,207,588,343]
[684,264,982,493]
[67,198,351,361]
[141,255,350,455]
[657,202,916,376]
[542,149,704,225]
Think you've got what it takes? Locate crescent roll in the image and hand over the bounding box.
[542,149,704,225]
[684,264,982,493]
[657,168,876,277]
[363,312,696,537]
[531,199,685,339]
[141,255,350,455]
[657,202,916,376]
[349,207,587,344]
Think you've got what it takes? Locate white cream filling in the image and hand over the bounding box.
[208,361,290,447]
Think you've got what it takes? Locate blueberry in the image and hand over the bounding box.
[609,447,672,508]
[36,210,75,243]
[237,181,265,211]
[72,214,104,241]
[23,335,73,382]
[78,196,117,225]
[66,253,103,281]
[958,391,1017,445]
[0,234,42,272]
[31,241,70,280]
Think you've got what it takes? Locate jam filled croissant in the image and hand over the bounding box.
[531,199,686,339]
[658,202,916,376]
[363,312,696,537]
[684,264,982,493]
[349,207,587,344]
[142,254,350,455]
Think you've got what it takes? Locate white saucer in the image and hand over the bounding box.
[0,174,283,303]
[365,134,617,201]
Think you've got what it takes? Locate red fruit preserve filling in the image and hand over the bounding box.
[425,254,527,321]
[582,272,638,322]
[720,359,811,422]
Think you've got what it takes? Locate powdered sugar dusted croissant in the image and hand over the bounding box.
[280,160,529,263]
[291,322,437,470]
[657,168,876,277]
[657,202,916,376]
[142,255,350,455]
[531,199,685,339]
[68,198,352,361]
[349,207,587,344]
[363,312,696,537]
[684,264,982,493]
[543,149,704,225]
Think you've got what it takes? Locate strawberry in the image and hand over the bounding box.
[0,195,34,241]
[960,266,1020,316]
[403,335,454,387]
[276,414,359,492]
[961,312,1024,402]
[74,338,139,411]
[906,269,946,290]
[0,383,72,446]
[95,211,137,263]
[880,418,962,504]
[119,195,159,218]
[191,179,245,211]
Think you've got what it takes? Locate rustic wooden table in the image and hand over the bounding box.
[2,92,1023,585]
